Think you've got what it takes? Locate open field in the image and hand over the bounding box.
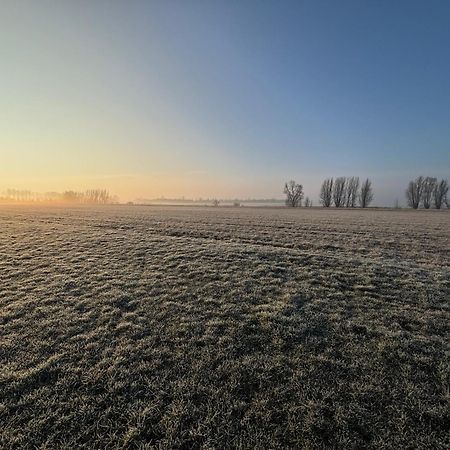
[1,205,449,449]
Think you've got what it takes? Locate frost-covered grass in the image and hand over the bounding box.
[1,205,449,449]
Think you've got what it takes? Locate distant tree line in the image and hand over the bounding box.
[406,177,448,209]
[3,189,36,202]
[1,189,118,204]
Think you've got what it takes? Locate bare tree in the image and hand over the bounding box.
[345,176,360,207]
[304,197,312,207]
[433,179,449,209]
[344,178,351,207]
[320,178,333,207]
[421,177,437,209]
[333,177,346,207]
[284,180,304,207]
[406,176,424,209]
[359,178,374,208]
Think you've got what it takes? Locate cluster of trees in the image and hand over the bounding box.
[320,177,373,208]
[406,177,448,209]
[62,189,116,204]
[284,177,373,208]
[2,189,38,202]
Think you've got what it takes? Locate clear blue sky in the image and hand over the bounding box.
[1,0,449,204]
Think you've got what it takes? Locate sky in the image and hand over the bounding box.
[1,0,449,204]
